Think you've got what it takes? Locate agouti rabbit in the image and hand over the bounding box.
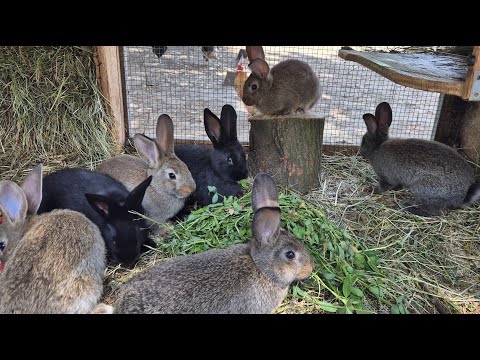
[360,101,480,216]
[242,46,321,116]
[112,172,314,314]
[96,114,196,223]
[0,164,107,314]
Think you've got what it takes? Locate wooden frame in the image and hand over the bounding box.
[338,47,480,101]
[94,46,127,152]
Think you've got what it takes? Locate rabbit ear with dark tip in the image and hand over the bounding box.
[19,163,43,215]
[155,114,175,155]
[220,104,238,141]
[0,182,28,224]
[252,207,281,246]
[134,134,162,169]
[204,108,222,146]
[248,59,270,80]
[375,102,392,130]
[362,114,378,135]
[126,175,152,210]
[252,173,279,213]
[246,46,265,62]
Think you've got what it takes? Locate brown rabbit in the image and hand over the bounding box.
[112,173,314,314]
[242,46,321,116]
[96,114,196,224]
[0,164,107,314]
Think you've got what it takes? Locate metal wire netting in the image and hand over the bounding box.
[123,46,443,148]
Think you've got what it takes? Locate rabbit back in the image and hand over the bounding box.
[370,138,476,209]
[113,244,286,314]
[0,209,106,314]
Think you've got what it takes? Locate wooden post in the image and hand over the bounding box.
[95,46,126,152]
[248,115,325,194]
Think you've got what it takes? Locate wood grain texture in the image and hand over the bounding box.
[248,115,325,193]
[338,49,467,98]
[95,46,126,151]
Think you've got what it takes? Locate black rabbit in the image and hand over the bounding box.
[175,104,248,209]
[37,168,155,266]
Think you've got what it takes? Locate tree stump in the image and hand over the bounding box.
[248,115,325,194]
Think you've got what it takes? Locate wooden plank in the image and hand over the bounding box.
[462,46,480,100]
[95,46,126,152]
[338,49,467,98]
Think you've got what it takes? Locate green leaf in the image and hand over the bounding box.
[368,286,384,298]
[211,193,219,204]
[391,305,400,314]
[351,287,364,298]
[323,272,335,280]
[342,274,352,297]
[317,302,338,313]
[207,185,217,193]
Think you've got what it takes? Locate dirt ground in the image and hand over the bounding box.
[123,46,441,146]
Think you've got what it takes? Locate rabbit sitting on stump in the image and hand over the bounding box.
[242,46,321,116]
[111,173,314,314]
[360,101,480,217]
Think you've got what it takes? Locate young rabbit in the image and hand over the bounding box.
[112,173,314,314]
[96,114,196,223]
[242,46,321,116]
[37,168,154,266]
[361,101,480,217]
[175,104,248,208]
[0,164,44,268]
[0,164,106,314]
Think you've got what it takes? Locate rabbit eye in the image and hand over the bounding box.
[0,242,5,251]
[285,251,295,260]
[251,84,258,91]
[227,157,233,165]
[169,173,176,180]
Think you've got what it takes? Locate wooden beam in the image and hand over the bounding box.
[462,46,480,100]
[338,49,468,98]
[95,46,126,152]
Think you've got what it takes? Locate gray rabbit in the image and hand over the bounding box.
[112,173,314,314]
[360,102,480,216]
[242,46,321,116]
[96,114,196,223]
[0,164,107,314]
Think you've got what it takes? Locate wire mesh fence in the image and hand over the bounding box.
[123,46,443,149]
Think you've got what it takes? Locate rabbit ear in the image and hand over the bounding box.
[19,163,43,215]
[84,193,114,219]
[220,104,238,141]
[362,114,378,135]
[155,114,175,155]
[0,182,28,225]
[204,108,222,146]
[375,102,392,130]
[126,175,152,210]
[248,59,270,80]
[246,46,265,62]
[134,134,162,169]
[252,173,279,213]
[252,207,281,246]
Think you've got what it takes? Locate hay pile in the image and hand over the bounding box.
[103,155,480,314]
[0,46,116,181]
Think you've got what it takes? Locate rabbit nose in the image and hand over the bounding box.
[178,185,195,198]
[298,258,314,280]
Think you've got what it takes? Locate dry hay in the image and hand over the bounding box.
[0,46,117,181]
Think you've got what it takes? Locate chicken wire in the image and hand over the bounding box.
[122,46,444,149]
